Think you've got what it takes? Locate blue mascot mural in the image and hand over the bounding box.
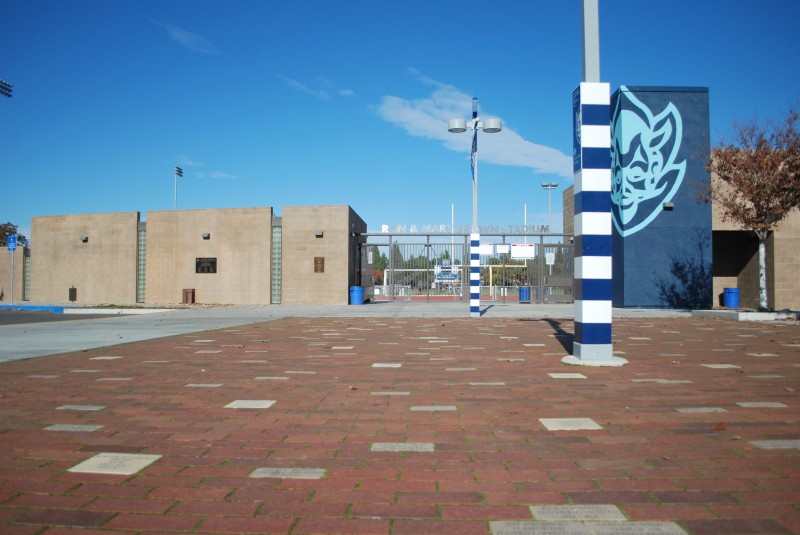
[611,88,686,237]
[610,87,712,308]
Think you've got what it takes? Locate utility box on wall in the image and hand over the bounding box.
[610,86,712,308]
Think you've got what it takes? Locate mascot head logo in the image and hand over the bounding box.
[611,87,686,237]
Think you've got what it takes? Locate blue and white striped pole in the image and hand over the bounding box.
[562,0,626,366]
[564,83,625,366]
[469,99,481,318]
[469,232,481,317]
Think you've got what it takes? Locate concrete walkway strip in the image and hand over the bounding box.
[96,377,132,381]
[68,453,162,475]
[249,467,326,479]
[490,520,688,534]
[676,407,727,413]
[737,401,788,408]
[225,400,276,409]
[57,405,105,411]
[370,442,435,452]
[45,424,103,432]
[531,504,627,521]
[749,439,800,450]
[539,418,603,431]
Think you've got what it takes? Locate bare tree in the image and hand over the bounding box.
[707,106,800,309]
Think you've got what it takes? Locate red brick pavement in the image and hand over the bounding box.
[0,316,798,534]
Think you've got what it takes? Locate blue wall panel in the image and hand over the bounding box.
[610,86,712,308]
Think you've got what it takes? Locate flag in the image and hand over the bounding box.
[470,126,477,182]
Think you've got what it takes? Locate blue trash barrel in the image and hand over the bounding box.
[723,288,740,308]
[519,287,531,304]
[349,286,364,305]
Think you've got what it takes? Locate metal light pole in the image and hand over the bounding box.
[2,81,15,304]
[173,166,183,210]
[541,181,558,232]
[448,98,502,233]
[448,98,502,317]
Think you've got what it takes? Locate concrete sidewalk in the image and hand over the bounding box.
[0,314,797,534]
[0,302,691,363]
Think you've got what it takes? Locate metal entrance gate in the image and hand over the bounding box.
[365,235,469,302]
[361,234,574,303]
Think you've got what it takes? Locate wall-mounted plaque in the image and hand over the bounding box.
[196,257,217,273]
[314,257,324,273]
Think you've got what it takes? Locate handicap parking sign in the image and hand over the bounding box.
[7,235,17,251]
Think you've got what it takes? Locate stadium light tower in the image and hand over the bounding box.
[541,181,559,232]
[173,166,183,210]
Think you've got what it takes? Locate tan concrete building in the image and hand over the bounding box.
[23,205,368,307]
[145,207,273,305]
[281,206,367,305]
[30,212,140,304]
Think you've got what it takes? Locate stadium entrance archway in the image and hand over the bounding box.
[359,233,574,303]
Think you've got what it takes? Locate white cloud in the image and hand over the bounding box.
[195,171,237,180]
[275,75,330,100]
[176,155,204,167]
[208,171,237,180]
[275,75,356,100]
[178,156,235,179]
[375,71,571,178]
[153,21,220,55]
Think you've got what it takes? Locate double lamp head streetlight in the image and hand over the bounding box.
[447,98,502,234]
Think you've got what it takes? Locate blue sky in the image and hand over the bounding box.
[2,0,799,240]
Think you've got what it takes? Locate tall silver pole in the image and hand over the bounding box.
[451,203,455,262]
[582,0,601,82]
[173,166,183,210]
[9,250,14,306]
[471,98,479,234]
[472,152,478,234]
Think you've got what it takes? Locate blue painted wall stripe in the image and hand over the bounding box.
[574,234,612,257]
[581,104,610,126]
[581,147,611,170]
[575,321,612,345]
[574,278,613,301]
[574,190,610,215]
